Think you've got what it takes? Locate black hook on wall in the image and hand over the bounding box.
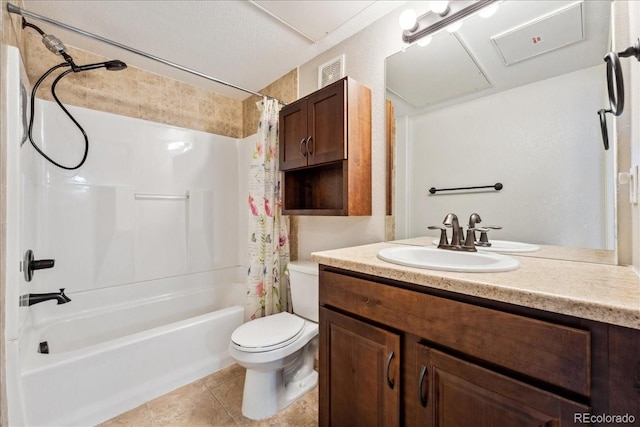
[598,39,640,150]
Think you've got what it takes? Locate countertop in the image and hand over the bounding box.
[310,238,640,330]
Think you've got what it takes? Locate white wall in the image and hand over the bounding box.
[398,66,613,249]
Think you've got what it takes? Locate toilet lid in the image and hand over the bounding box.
[232,312,305,352]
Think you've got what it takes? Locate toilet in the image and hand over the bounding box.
[229,260,319,420]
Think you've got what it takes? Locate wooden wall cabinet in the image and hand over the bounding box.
[279,77,371,216]
[319,267,640,426]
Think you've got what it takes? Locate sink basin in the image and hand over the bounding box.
[378,246,519,273]
[431,239,540,253]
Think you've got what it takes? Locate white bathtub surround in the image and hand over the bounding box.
[26,268,245,352]
[2,44,33,427]
[19,272,244,427]
[246,98,290,320]
[2,50,251,427]
[26,101,242,295]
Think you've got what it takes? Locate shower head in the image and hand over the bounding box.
[104,60,127,71]
[73,60,127,73]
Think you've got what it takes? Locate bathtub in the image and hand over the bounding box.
[18,270,245,427]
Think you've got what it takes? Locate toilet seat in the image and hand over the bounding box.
[231,312,305,353]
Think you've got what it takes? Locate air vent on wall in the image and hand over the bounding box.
[318,54,345,88]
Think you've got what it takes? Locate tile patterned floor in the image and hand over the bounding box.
[99,364,318,427]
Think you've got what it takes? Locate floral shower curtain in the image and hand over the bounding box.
[246,97,290,321]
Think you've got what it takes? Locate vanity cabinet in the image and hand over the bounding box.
[410,343,588,426]
[320,307,400,426]
[319,267,640,426]
[279,77,371,215]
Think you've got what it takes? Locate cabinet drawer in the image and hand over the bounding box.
[320,269,591,396]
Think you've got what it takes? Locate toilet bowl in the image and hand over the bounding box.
[228,260,319,420]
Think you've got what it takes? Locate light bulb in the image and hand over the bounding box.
[399,9,418,31]
[429,1,450,15]
[446,20,463,33]
[479,3,499,18]
[417,36,433,47]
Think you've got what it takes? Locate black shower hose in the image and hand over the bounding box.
[28,62,89,170]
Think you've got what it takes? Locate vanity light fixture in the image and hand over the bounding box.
[401,0,499,44]
[417,35,433,47]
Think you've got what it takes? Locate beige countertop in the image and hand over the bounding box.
[310,238,640,330]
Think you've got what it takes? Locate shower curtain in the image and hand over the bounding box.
[246,97,290,320]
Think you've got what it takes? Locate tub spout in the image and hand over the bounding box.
[20,288,71,306]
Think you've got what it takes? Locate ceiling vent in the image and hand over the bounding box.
[491,2,584,65]
[318,54,345,88]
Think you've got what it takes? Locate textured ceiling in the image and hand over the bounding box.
[19,0,403,99]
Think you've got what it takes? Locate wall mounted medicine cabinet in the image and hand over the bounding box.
[279,77,371,216]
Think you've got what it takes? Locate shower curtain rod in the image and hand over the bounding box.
[6,3,286,104]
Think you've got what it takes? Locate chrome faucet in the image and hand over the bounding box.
[443,213,462,246]
[430,213,477,252]
[20,288,71,306]
[430,213,502,251]
[468,213,481,227]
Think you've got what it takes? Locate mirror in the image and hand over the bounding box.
[386,0,618,264]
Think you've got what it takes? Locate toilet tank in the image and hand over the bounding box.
[288,260,319,322]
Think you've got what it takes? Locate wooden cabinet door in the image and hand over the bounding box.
[411,344,590,427]
[279,98,308,170]
[307,80,346,166]
[319,307,400,427]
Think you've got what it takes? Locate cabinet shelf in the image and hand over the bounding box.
[283,161,344,215]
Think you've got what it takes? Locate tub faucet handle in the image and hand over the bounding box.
[23,249,55,282]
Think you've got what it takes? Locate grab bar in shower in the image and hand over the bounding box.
[134,192,190,201]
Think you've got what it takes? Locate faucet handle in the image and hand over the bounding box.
[475,227,492,246]
[463,228,478,251]
[428,225,448,247]
[480,226,501,243]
